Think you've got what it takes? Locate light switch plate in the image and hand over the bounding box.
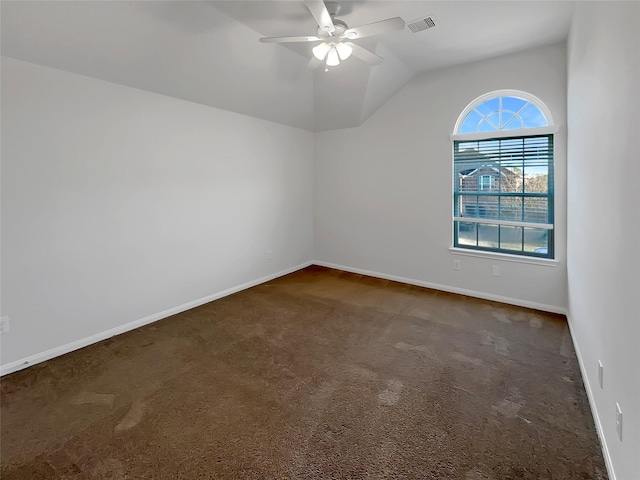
[616,403,622,441]
[598,360,603,389]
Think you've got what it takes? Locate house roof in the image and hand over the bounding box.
[459,166,518,177]
[0,1,574,131]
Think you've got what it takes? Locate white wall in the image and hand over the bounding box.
[1,57,314,370]
[566,3,640,479]
[314,43,568,312]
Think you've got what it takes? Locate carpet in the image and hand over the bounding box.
[0,266,607,479]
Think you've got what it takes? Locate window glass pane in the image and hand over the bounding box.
[500,197,522,221]
[499,225,523,252]
[459,177,477,192]
[459,174,478,192]
[478,119,496,132]
[501,96,528,113]
[478,224,499,248]
[499,167,523,193]
[457,222,477,246]
[474,98,499,116]
[477,196,500,220]
[524,170,549,193]
[523,227,549,252]
[459,195,479,217]
[460,110,482,134]
[520,103,548,128]
[523,197,549,223]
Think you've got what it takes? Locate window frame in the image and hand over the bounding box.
[451,91,557,260]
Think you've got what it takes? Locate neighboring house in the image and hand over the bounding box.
[456,148,548,224]
[456,149,520,221]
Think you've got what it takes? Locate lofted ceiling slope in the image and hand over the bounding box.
[1,1,574,132]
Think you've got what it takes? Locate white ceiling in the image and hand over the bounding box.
[1,1,575,131]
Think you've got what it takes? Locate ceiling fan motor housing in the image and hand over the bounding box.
[325,2,342,17]
[318,19,348,38]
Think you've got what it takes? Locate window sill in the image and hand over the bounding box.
[449,247,559,267]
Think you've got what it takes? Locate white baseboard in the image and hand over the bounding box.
[565,313,616,480]
[1,260,565,376]
[312,260,567,315]
[0,261,312,377]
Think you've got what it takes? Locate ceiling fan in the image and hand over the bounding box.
[259,0,405,71]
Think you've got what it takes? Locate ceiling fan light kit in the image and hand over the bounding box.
[259,0,405,71]
[336,42,352,60]
[312,42,330,60]
[326,45,340,66]
[313,41,352,62]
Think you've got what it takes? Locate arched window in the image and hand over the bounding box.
[454,90,553,135]
[452,90,556,258]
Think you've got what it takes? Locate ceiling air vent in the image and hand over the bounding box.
[407,15,437,33]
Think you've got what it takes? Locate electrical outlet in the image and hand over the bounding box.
[0,316,9,335]
[453,260,461,271]
[491,265,501,277]
[267,250,272,260]
[598,361,603,389]
[616,403,623,441]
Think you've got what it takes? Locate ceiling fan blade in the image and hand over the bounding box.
[259,35,321,43]
[344,17,405,40]
[346,42,383,65]
[305,0,335,34]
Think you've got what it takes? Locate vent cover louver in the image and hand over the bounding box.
[407,16,437,33]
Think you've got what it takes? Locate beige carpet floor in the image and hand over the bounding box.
[1,266,607,479]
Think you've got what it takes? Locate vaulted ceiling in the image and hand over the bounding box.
[1,1,574,131]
